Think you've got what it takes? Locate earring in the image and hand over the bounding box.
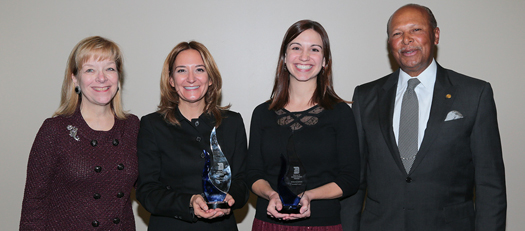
[75,86,81,95]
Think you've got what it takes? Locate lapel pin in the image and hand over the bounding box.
[446,94,452,99]
[67,125,80,141]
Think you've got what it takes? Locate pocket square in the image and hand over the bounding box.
[445,110,463,121]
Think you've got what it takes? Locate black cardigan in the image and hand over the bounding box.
[246,101,360,226]
[136,109,248,231]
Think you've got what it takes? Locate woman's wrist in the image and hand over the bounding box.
[267,190,279,201]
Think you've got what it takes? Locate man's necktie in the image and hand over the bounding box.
[399,78,420,173]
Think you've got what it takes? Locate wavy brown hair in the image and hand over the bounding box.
[158,41,228,126]
[269,19,344,110]
[54,36,127,119]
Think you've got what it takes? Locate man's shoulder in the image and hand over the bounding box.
[443,68,488,87]
[355,72,396,92]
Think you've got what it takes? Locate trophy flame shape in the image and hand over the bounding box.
[277,134,307,214]
[202,127,231,209]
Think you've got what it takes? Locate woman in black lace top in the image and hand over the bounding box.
[246,20,361,230]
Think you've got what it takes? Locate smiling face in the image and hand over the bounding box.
[388,6,440,77]
[285,29,326,82]
[72,57,119,109]
[169,49,211,108]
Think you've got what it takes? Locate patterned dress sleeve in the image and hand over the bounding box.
[20,119,60,230]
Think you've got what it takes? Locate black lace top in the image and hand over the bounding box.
[247,101,360,226]
[276,105,323,131]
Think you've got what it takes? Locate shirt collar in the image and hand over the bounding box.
[397,59,437,93]
[175,106,216,128]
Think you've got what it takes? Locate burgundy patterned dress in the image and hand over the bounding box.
[20,109,139,230]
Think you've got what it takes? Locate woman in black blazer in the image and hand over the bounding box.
[136,41,248,231]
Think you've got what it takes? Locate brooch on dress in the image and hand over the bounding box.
[67,125,80,141]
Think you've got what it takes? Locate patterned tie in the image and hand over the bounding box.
[399,78,420,173]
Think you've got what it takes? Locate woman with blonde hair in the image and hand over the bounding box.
[20,36,139,230]
[136,41,248,230]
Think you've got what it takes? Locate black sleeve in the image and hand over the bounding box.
[333,103,361,198]
[224,112,249,209]
[245,104,267,190]
[340,87,367,231]
[136,115,197,222]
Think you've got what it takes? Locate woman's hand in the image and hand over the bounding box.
[286,183,343,220]
[190,194,232,219]
[266,191,291,220]
[287,191,312,220]
[224,193,235,210]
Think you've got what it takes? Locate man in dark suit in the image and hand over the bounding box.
[341,4,507,231]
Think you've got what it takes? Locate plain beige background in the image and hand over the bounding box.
[1,0,524,230]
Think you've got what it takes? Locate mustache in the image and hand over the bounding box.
[398,46,422,53]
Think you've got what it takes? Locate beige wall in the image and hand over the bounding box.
[1,0,524,230]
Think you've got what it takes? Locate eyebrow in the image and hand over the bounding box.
[82,62,116,67]
[174,64,206,69]
[289,42,323,49]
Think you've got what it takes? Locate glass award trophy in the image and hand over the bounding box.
[277,135,307,214]
[202,127,231,209]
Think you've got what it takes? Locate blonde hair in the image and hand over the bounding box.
[54,36,127,119]
[158,41,229,126]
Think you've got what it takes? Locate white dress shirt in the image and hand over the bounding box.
[393,59,437,149]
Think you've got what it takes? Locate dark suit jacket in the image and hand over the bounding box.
[136,109,248,231]
[341,64,506,231]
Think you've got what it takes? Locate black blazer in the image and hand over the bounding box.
[341,64,506,231]
[136,109,248,231]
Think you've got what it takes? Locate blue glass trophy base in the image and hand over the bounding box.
[278,188,303,214]
[281,205,301,214]
[207,201,230,209]
[203,191,230,209]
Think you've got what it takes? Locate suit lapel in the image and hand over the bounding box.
[378,70,408,175]
[409,65,456,174]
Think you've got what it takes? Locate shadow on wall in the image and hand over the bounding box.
[131,189,150,225]
[234,192,257,223]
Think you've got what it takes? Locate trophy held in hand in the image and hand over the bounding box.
[202,127,231,209]
[277,135,307,214]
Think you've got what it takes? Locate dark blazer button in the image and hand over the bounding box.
[113,218,120,224]
[112,139,119,146]
[117,164,124,170]
[93,193,101,199]
[91,140,98,147]
[195,121,200,126]
[92,220,99,227]
[196,137,201,142]
[117,192,124,198]
[94,166,102,173]
[200,152,205,158]
[406,177,412,183]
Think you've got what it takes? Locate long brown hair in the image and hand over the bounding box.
[157,41,228,126]
[269,20,344,110]
[54,36,127,119]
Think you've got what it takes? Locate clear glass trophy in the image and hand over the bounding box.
[202,127,231,209]
[277,135,307,214]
